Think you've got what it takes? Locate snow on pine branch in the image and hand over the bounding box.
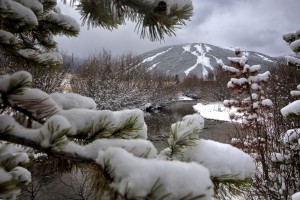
[9,88,61,119]
[58,108,148,139]
[146,0,193,15]
[96,148,214,200]
[0,143,31,199]
[160,114,255,180]
[43,11,80,35]
[0,30,19,46]
[181,139,255,179]
[64,139,157,160]
[50,92,97,110]
[0,113,213,199]
[160,114,204,159]
[0,0,38,27]
[290,39,300,53]
[14,0,43,16]
[282,128,300,146]
[228,57,248,66]
[281,100,300,118]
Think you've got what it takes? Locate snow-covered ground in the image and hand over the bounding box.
[193,102,236,122]
[178,95,193,101]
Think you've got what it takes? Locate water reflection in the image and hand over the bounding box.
[145,101,236,151]
[145,101,197,136]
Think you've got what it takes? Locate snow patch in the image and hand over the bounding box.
[142,48,172,63]
[256,53,275,63]
[193,102,236,121]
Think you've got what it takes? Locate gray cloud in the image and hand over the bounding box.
[56,0,300,58]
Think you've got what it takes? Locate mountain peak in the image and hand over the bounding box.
[139,43,277,79]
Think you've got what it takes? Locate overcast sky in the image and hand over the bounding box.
[56,0,300,58]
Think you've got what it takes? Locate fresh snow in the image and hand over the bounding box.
[193,102,236,121]
[220,46,235,52]
[147,61,160,71]
[212,55,224,65]
[281,100,300,117]
[58,108,148,139]
[184,44,212,77]
[182,44,191,52]
[292,192,300,200]
[50,92,97,110]
[44,11,80,32]
[178,95,193,101]
[286,56,300,66]
[282,128,300,145]
[255,53,275,63]
[204,44,212,52]
[96,148,214,200]
[142,47,172,63]
[182,139,255,179]
[0,30,19,45]
[290,39,300,52]
[1,0,38,27]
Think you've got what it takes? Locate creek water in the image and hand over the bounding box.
[145,100,237,151]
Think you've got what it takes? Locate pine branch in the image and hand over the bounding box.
[0,132,90,164]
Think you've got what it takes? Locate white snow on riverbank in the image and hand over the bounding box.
[193,102,236,122]
[178,95,193,101]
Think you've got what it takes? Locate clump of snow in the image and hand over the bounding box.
[14,0,43,16]
[0,71,32,93]
[10,166,31,184]
[261,99,273,107]
[271,152,285,163]
[9,88,61,119]
[291,90,300,97]
[281,100,300,117]
[17,49,38,59]
[292,192,300,200]
[286,56,300,66]
[65,139,157,160]
[248,71,270,83]
[182,139,255,179]
[39,115,70,148]
[0,30,19,45]
[50,92,97,110]
[228,57,248,66]
[290,39,300,52]
[1,0,38,27]
[282,128,300,145]
[0,168,12,184]
[96,148,213,200]
[43,11,80,32]
[169,113,204,142]
[229,77,248,86]
[35,52,63,65]
[222,65,240,74]
[249,64,261,72]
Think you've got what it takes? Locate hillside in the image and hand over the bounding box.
[139,43,278,79]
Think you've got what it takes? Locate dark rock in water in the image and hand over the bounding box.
[142,103,163,113]
[185,92,201,100]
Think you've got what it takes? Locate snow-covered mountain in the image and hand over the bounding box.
[139,43,278,79]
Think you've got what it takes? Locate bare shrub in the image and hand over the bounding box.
[72,51,178,110]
